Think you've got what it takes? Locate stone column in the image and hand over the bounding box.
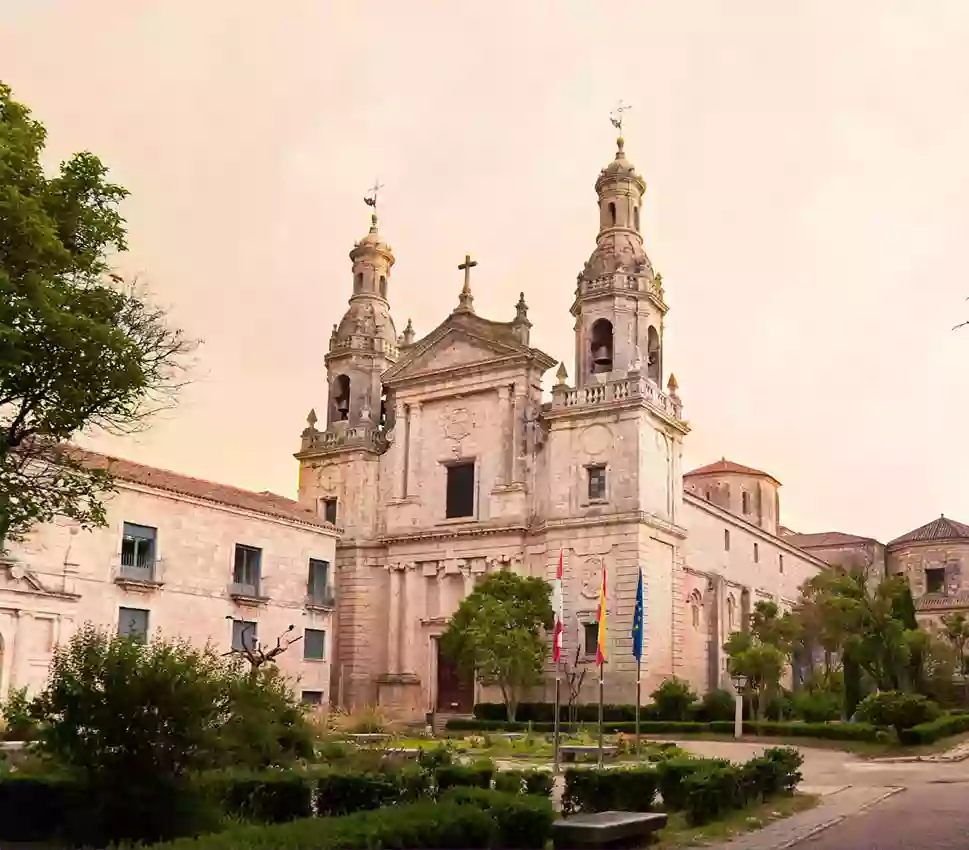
[461,561,475,599]
[10,611,31,690]
[511,381,527,483]
[406,403,422,498]
[496,386,511,485]
[393,401,407,499]
[387,566,402,673]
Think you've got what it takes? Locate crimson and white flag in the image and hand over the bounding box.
[552,551,564,663]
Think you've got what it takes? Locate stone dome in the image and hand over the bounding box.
[333,297,398,350]
[596,137,646,190]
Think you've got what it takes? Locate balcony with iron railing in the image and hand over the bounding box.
[228,580,268,607]
[305,587,336,612]
[114,547,163,590]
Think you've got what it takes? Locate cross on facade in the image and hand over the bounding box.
[456,253,478,312]
[364,178,384,209]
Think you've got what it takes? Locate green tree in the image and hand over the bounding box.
[940,612,969,675]
[724,601,793,720]
[440,570,553,722]
[0,82,193,552]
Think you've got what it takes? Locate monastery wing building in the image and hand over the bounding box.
[296,135,830,720]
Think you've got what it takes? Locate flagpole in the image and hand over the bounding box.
[635,657,641,759]
[597,664,604,769]
[553,672,561,773]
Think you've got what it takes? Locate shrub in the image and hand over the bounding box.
[561,766,658,815]
[650,677,698,721]
[142,793,554,850]
[417,743,453,770]
[434,760,494,792]
[0,687,39,741]
[763,746,803,791]
[683,763,741,825]
[0,775,78,842]
[440,787,554,849]
[493,769,553,797]
[791,691,841,723]
[856,691,941,737]
[695,689,736,722]
[204,770,314,824]
[314,769,401,816]
[898,712,969,745]
[655,756,726,810]
[765,690,793,721]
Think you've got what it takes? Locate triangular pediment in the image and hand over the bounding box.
[383,327,526,383]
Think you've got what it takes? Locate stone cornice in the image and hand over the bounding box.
[383,352,554,391]
[536,510,689,540]
[684,492,830,570]
[379,522,529,544]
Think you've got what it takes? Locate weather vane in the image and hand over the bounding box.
[609,100,631,135]
[364,178,384,210]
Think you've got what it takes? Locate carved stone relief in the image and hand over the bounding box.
[580,556,606,600]
[444,408,472,441]
[579,423,612,457]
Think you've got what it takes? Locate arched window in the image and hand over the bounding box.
[647,326,661,383]
[742,491,750,514]
[354,272,363,293]
[634,206,640,231]
[590,319,614,373]
[689,590,703,629]
[379,275,387,298]
[608,202,616,226]
[333,374,351,421]
[726,594,737,631]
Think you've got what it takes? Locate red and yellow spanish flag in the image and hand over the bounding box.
[595,565,607,665]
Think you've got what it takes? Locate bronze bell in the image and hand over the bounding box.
[592,345,612,370]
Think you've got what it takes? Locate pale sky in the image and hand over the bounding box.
[4,1,969,543]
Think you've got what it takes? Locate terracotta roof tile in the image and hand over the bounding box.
[888,515,969,548]
[784,531,878,549]
[684,458,781,486]
[69,447,334,531]
[916,592,969,611]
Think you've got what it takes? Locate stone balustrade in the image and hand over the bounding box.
[300,424,386,453]
[552,374,683,420]
[328,334,399,359]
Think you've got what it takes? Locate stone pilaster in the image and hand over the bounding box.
[406,403,422,498]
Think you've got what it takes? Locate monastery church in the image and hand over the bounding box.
[296,135,828,719]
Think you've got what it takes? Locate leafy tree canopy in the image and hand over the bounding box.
[440,570,553,722]
[0,82,193,551]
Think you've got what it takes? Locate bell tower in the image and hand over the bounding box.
[572,124,668,389]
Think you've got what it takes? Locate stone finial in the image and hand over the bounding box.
[306,408,318,428]
[515,292,529,322]
[667,373,679,396]
[401,318,415,345]
[329,323,338,347]
[555,362,569,386]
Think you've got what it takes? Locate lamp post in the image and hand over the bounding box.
[731,672,748,740]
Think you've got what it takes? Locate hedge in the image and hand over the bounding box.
[446,717,885,741]
[562,765,659,815]
[144,791,555,850]
[898,712,969,745]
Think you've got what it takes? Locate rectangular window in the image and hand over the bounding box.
[118,607,149,641]
[304,628,326,660]
[754,542,759,563]
[301,690,323,706]
[583,623,599,657]
[742,491,750,514]
[322,498,338,524]
[445,461,475,518]
[232,620,257,652]
[307,559,331,604]
[724,529,731,551]
[926,567,945,594]
[233,544,262,594]
[121,523,156,578]
[587,466,607,501]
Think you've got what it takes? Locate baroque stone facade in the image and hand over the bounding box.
[0,450,338,703]
[297,137,829,718]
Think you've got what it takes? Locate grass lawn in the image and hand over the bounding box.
[653,793,819,848]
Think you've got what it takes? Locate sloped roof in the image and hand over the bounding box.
[888,515,969,548]
[784,531,877,549]
[69,447,334,531]
[684,458,781,486]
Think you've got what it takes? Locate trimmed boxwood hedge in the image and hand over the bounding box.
[446,717,886,741]
[899,712,969,745]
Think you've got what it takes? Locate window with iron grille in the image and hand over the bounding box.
[121,523,156,578]
[587,466,607,501]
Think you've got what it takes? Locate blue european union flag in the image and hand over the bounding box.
[631,568,645,662]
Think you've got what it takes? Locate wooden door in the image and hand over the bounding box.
[436,641,474,713]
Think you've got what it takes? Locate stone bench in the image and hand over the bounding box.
[560,745,618,763]
[552,811,668,849]
[347,733,391,744]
